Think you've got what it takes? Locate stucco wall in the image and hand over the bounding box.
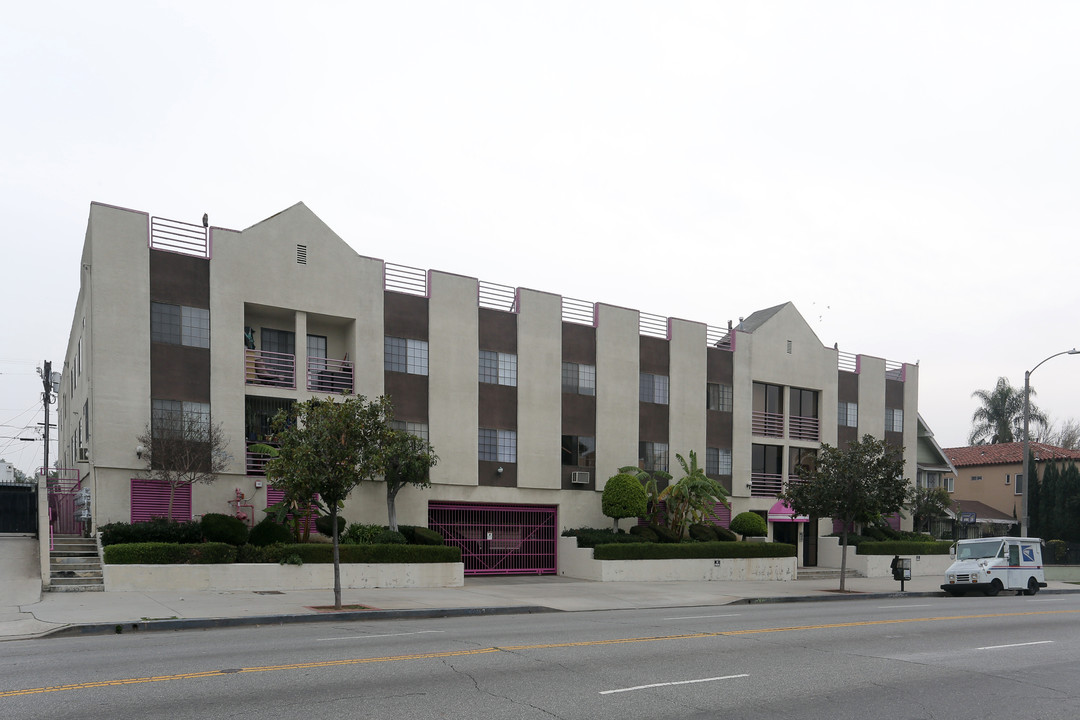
[557,537,796,581]
[104,562,464,591]
[816,536,951,577]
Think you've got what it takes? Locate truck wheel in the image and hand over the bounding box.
[1023,577,1040,596]
[984,579,1003,597]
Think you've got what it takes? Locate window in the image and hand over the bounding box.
[706,447,732,476]
[307,335,327,373]
[639,373,669,404]
[707,383,733,412]
[970,475,982,482]
[151,399,210,438]
[1005,474,1011,485]
[638,441,669,472]
[752,444,783,475]
[561,435,596,467]
[562,362,596,395]
[944,476,955,493]
[385,336,429,375]
[752,382,783,414]
[885,407,904,433]
[790,388,818,418]
[151,302,210,348]
[390,420,429,442]
[479,428,516,463]
[479,351,517,386]
[1015,473,1023,496]
[261,328,295,355]
[789,447,816,476]
[838,401,858,428]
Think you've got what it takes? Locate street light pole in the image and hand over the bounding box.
[1022,348,1079,537]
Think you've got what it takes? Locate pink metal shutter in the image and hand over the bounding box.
[130,478,191,522]
[265,488,318,534]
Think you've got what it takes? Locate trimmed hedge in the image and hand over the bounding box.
[399,525,445,546]
[594,541,796,561]
[201,513,249,546]
[856,541,952,555]
[315,515,347,538]
[562,528,643,548]
[257,543,461,564]
[104,542,237,564]
[628,525,659,542]
[249,517,293,547]
[100,518,203,546]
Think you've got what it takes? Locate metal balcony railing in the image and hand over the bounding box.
[750,472,784,497]
[244,350,295,389]
[307,357,353,394]
[752,411,784,438]
[789,415,820,442]
[245,441,279,476]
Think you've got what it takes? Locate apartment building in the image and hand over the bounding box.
[58,201,919,573]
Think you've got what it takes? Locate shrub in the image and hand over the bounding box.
[374,529,407,545]
[714,525,737,542]
[343,523,384,545]
[628,525,659,542]
[399,525,445,545]
[594,541,796,560]
[828,533,871,546]
[99,518,203,546]
[270,543,460,564]
[855,540,952,555]
[649,524,682,543]
[601,473,647,529]
[200,513,249,546]
[236,543,287,563]
[729,512,768,537]
[563,528,642,548]
[315,514,347,538]
[104,542,237,564]
[1046,539,1068,563]
[248,517,293,547]
[688,523,718,542]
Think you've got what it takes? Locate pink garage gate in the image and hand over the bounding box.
[428,502,557,576]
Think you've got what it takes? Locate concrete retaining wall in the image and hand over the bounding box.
[0,536,41,604]
[104,562,464,591]
[816,536,952,577]
[557,537,796,582]
[1046,566,1080,582]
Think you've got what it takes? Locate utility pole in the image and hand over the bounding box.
[39,361,53,478]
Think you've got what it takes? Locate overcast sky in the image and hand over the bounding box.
[2,2,1078,477]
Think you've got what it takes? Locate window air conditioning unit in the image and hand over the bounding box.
[77,447,90,463]
[570,471,590,484]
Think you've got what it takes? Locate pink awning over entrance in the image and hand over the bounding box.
[767,500,808,523]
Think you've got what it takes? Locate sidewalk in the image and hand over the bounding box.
[3,575,1078,642]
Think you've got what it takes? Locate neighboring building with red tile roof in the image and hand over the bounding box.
[942,442,1080,520]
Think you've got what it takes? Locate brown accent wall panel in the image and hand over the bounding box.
[561,394,596,437]
[837,425,857,449]
[639,336,669,374]
[478,308,517,353]
[562,322,596,364]
[884,431,903,450]
[150,345,210,401]
[149,250,210,307]
[478,384,517,428]
[383,372,428,420]
[478,460,516,487]
[638,402,669,441]
[838,372,859,403]
[885,379,904,408]
[383,291,429,339]
[705,410,732,448]
[706,347,734,383]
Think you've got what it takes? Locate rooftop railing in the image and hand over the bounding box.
[478,281,518,312]
[384,263,428,297]
[561,297,596,326]
[150,216,210,258]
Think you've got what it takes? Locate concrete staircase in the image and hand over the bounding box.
[796,566,865,581]
[49,536,104,592]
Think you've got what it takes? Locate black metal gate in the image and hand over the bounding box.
[0,485,37,534]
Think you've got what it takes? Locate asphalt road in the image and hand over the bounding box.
[4,592,1079,720]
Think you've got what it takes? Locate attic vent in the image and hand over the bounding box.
[296,244,308,265]
[786,340,792,354]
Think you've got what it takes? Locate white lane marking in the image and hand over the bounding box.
[1027,599,1063,603]
[663,613,742,620]
[601,674,749,695]
[877,604,932,609]
[316,630,445,642]
[977,641,1054,651]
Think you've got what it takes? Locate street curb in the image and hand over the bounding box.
[733,587,1080,605]
[43,605,559,639]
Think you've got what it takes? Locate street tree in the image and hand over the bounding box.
[136,415,229,520]
[908,486,952,534]
[780,435,907,591]
[968,377,1047,445]
[263,395,393,610]
[601,472,647,530]
[380,429,438,532]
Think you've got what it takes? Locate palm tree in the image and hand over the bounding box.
[968,377,1047,445]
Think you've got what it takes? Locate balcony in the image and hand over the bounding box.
[245,349,295,389]
[752,411,784,438]
[307,357,354,394]
[749,472,784,497]
[245,441,279,476]
[788,415,820,442]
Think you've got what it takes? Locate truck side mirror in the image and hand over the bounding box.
[950,544,956,559]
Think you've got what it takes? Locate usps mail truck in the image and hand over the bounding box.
[941,537,1047,597]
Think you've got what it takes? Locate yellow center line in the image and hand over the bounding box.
[4,608,1077,699]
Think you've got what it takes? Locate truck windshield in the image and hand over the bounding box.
[957,540,1002,560]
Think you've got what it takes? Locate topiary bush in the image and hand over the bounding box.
[200,513,249,546]
[601,473,647,530]
[714,525,737,542]
[343,523,384,545]
[628,525,659,542]
[99,518,203,546]
[648,523,681,543]
[729,512,768,538]
[248,517,293,547]
[315,514,347,538]
[688,523,719,542]
[399,525,445,545]
[374,529,407,545]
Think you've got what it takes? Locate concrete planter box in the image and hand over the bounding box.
[104,562,464,592]
[815,536,952,577]
[557,537,796,582]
